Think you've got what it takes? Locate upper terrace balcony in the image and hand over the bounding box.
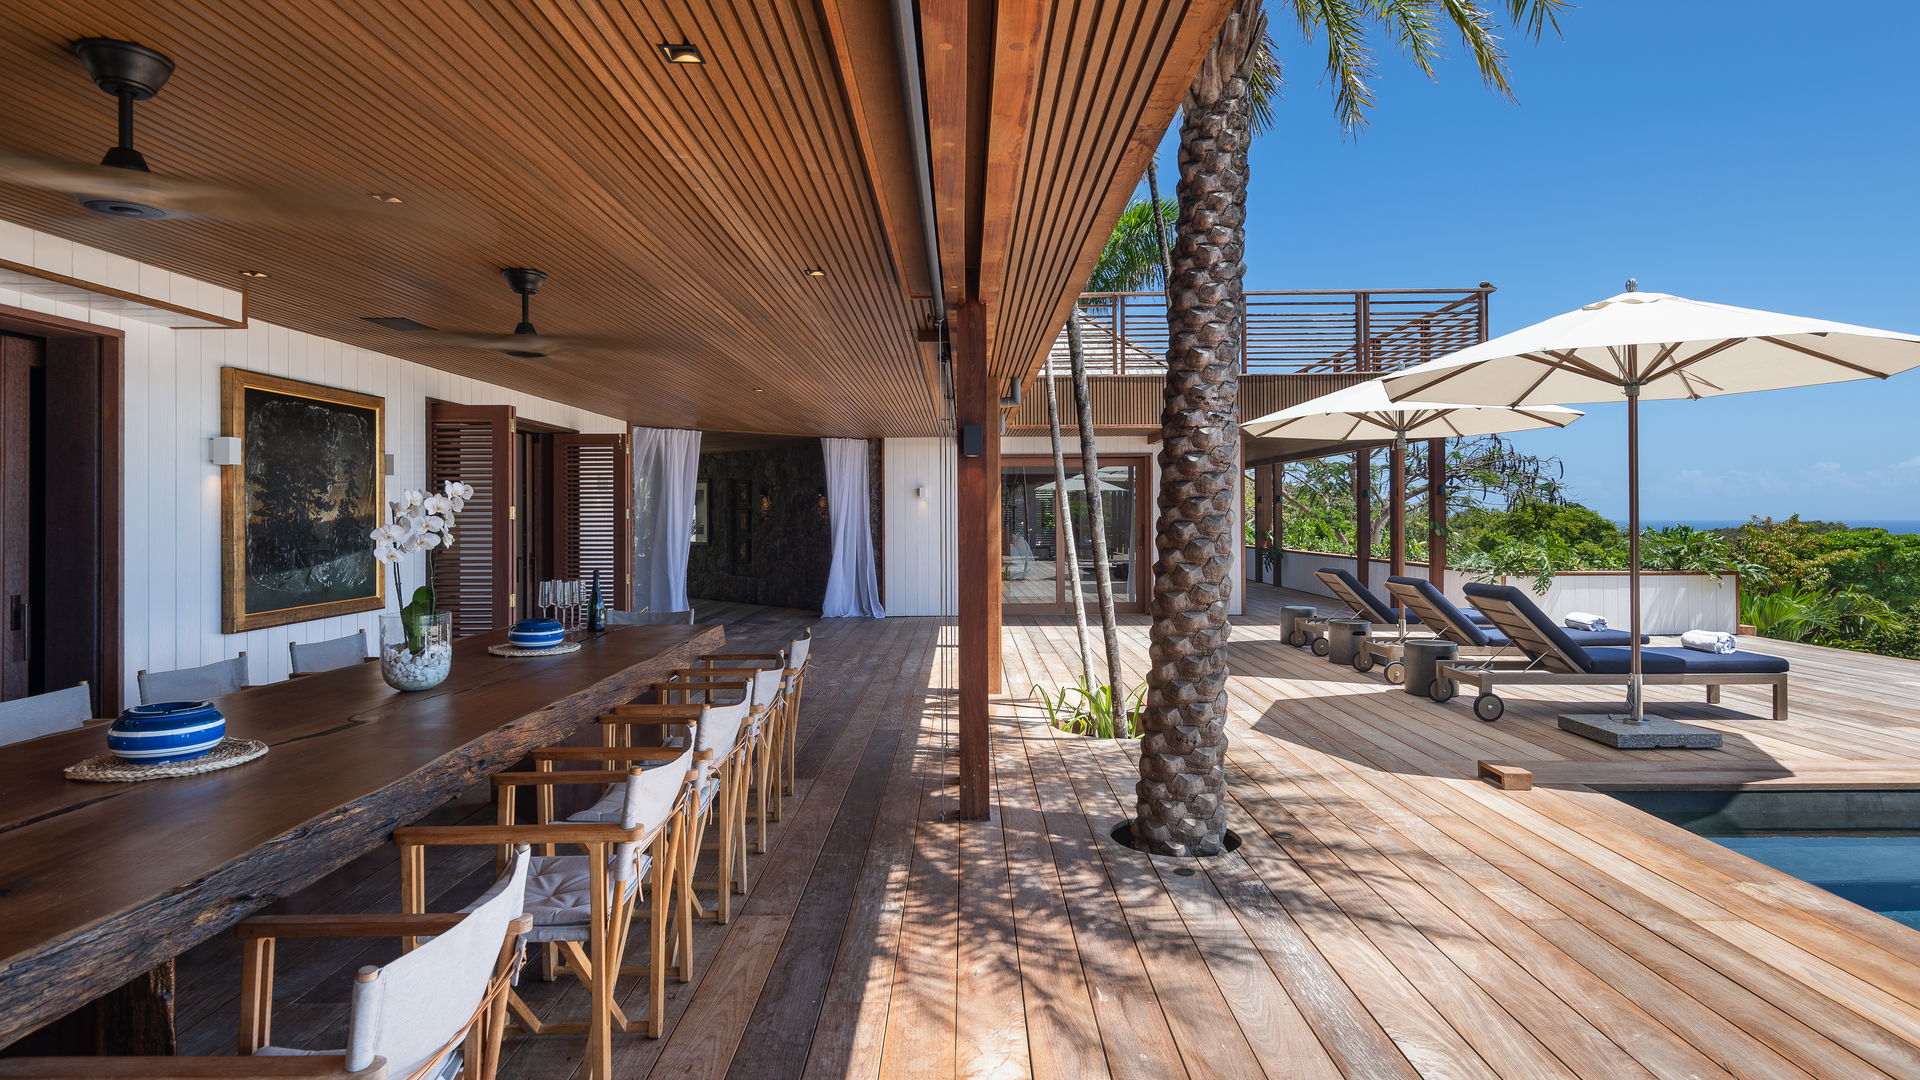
[1045,284,1494,376]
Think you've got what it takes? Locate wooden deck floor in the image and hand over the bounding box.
[176,584,1920,1078]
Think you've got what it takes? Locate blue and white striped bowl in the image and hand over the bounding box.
[507,619,566,650]
[109,701,226,763]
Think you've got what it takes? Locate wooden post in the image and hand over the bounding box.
[1388,438,1407,579]
[1427,437,1447,592]
[1251,464,1273,584]
[1353,449,1372,587]
[953,301,995,821]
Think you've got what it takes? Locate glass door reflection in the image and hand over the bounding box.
[1000,466,1059,606]
[1065,464,1138,606]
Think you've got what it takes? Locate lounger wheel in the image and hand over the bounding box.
[1310,637,1330,657]
[1382,660,1405,686]
[1352,651,1374,673]
[1287,629,1308,648]
[1473,694,1505,722]
[1428,677,1457,704]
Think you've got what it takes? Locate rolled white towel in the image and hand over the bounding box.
[1681,629,1737,654]
[1563,611,1608,632]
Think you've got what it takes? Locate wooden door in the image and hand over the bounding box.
[428,403,517,636]
[0,335,34,699]
[550,433,632,607]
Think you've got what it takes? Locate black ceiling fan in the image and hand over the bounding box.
[0,38,464,229]
[381,269,650,358]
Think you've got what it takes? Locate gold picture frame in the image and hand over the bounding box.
[221,368,386,633]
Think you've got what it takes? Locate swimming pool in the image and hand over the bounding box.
[1606,789,1920,931]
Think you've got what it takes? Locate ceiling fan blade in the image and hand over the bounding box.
[0,147,479,233]
[397,329,660,358]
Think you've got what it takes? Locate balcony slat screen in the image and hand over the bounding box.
[550,434,633,605]
[428,402,516,636]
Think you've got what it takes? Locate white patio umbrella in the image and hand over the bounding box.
[1381,283,1920,728]
[1244,378,1583,576]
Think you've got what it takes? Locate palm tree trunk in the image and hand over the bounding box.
[1066,315,1126,711]
[1133,0,1264,857]
[1045,361,1096,688]
[1145,164,1175,287]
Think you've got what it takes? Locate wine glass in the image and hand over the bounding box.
[538,580,555,622]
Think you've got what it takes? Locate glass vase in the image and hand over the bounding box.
[380,611,453,691]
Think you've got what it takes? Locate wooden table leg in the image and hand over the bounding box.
[0,962,175,1056]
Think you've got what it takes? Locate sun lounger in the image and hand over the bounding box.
[1288,567,1492,658]
[1428,582,1789,723]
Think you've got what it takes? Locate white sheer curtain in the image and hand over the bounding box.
[632,427,702,614]
[821,438,885,618]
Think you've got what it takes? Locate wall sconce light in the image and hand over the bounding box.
[816,490,830,522]
[383,453,397,476]
[914,484,925,498]
[207,436,241,466]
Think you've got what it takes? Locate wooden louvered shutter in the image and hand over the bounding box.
[428,403,516,636]
[551,433,632,605]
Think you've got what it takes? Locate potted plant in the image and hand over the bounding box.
[369,480,472,690]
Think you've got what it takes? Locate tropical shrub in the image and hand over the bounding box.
[1039,677,1146,739]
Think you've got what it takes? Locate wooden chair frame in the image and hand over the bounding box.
[394,767,696,1080]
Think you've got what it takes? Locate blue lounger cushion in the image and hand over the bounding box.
[1389,576,1544,646]
[1325,567,1495,626]
[1478,624,1647,648]
[1579,646,1790,675]
[1462,581,1786,675]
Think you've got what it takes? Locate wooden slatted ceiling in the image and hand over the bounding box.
[0,0,1224,436]
[0,0,928,435]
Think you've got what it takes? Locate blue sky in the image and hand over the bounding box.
[1153,0,1920,522]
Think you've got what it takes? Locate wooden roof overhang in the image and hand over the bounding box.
[0,0,1228,438]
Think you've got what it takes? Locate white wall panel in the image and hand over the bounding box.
[881,438,957,616]
[0,221,623,705]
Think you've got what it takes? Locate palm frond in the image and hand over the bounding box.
[1363,0,1444,80]
[1288,0,1377,130]
[1501,0,1567,38]
[1245,33,1285,135]
[1083,197,1177,294]
[1436,0,1515,97]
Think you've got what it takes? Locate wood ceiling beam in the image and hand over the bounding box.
[973,0,1046,310]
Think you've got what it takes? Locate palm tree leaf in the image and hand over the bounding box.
[1363,0,1444,80]
[1245,33,1285,136]
[1436,0,1515,96]
[1286,0,1377,129]
[1083,197,1176,293]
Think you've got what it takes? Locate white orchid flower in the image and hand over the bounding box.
[373,542,404,565]
[441,532,454,549]
[420,514,447,533]
[371,522,411,546]
[423,494,452,515]
[445,480,475,501]
[401,488,426,507]
[411,531,442,551]
[448,497,466,514]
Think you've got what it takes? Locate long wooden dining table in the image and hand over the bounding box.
[0,621,722,1052]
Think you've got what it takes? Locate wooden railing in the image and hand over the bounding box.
[1046,285,1493,376]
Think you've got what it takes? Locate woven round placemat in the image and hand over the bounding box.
[65,738,269,783]
[487,640,583,658]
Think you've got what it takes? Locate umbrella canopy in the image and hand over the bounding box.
[1381,289,1920,406]
[1243,378,1584,441]
[1035,473,1126,494]
[1379,286,1920,733]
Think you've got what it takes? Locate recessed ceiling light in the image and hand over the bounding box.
[805,268,826,278]
[658,42,705,64]
[752,387,765,393]
[239,269,268,278]
[368,192,404,204]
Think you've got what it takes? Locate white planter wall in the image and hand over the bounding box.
[1275,548,1739,634]
[0,221,624,704]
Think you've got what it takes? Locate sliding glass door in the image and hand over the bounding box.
[1000,457,1145,612]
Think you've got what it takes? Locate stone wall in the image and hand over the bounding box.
[689,444,833,611]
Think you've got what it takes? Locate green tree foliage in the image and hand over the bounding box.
[1730,517,1920,659]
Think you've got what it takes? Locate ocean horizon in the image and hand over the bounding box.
[1623,518,1920,535]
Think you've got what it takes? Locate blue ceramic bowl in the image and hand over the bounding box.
[507,618,566,650]
[109,701,226,763]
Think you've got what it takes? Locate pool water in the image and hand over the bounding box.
[1606,790,1920,931]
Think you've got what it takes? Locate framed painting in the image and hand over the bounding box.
[221,368,385,632]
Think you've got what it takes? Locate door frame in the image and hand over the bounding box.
[0,303,123,716]
[1000,453,1148,613]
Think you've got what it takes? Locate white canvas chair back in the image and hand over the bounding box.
[787,632,812,672]
[617,743,695,866]
[290,631,369,674]
[747,666,783,709]
[343,846,530,1079]
[606,608,696,625]
[0,683,91,746]
[692,700,751,792]
[138,655,246,704]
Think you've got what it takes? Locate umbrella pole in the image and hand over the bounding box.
[1393,430,1408,632]
[1626,382,1644,722]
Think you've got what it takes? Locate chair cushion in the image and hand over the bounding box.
[1579,646,1789,675]
[1464,582,1597,670]
[472,853,646,944]
[1477,625,1647,648]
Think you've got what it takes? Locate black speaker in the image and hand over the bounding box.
[959,423,984,457]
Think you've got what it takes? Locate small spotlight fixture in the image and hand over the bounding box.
[657,42,705,64]
[239,269,268,278]
[805,268,826,278]
[367,192,404,204]
[752,387,765,393]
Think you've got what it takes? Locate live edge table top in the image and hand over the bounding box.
[0,622,723,1047]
